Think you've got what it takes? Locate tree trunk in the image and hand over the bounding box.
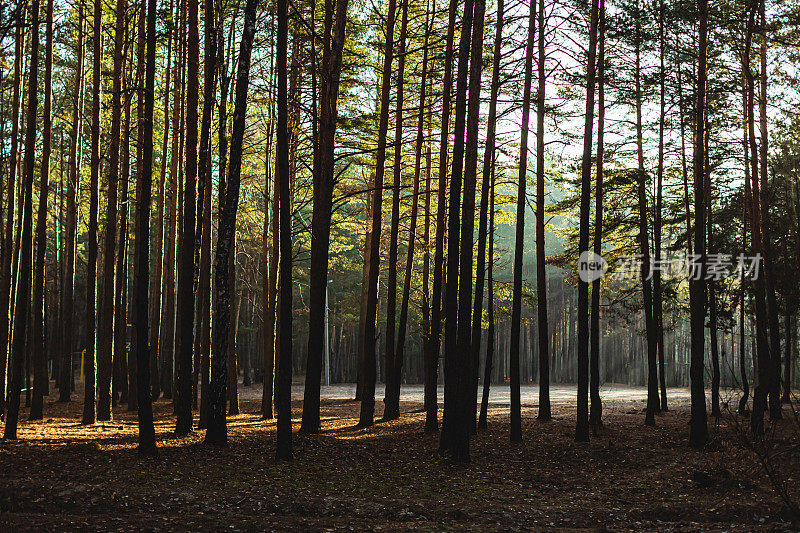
[439,0,475,462]
[382,0,409,422]
[509,0,535,445]
[358,0,397,428]
[4,0,38,438]
[536,0,550,422]
[576,0,599,442]
[654,0,667,413]
[459,0,486,436]
[589,0,604,431]
[689,0,709,448]
[227,251,240,416]
[478,163,496,429]
[301,0,350,432]
[175,0,200,435]
[96,0,127,421]
[0,2,25,414]
[31,0,55,421]
[275,0,293,460]
[205,0,259,445]
[82,0,102,426]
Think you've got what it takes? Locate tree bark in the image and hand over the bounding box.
[31,0,55,420]
[301,0,350,432]
[175,0,200,436]
[509,0,535,445]
[576,0,599,442]
[382,0,409,422]
[4,0,38,438]
[205,0,260,445]
[275,0,293,459]
[358,0,397,428]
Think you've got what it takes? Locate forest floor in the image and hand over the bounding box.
[1,381,798,531]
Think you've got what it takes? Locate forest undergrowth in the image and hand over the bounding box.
[0,383,796,531]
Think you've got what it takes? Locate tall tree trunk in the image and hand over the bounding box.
[135,0,159,455]
[427,0,457,434]
[757,0,781,421]
[301,0,350,432]
[96,0,127,421]
[589,0,604,431]
[205,0,259,445]
[654,0,667,412]
[535,0,550,422]
[263,71,279,419]
[4,0,38,438]
[82,0,102,426]
[783,311,793,402]
[227,248,240,415]
[478,163,496,429]
[275,0,293,460]
[31,0,55,420]
[688,0,709,448]
[382,0,409,422]
[509,0,535,445]
[114,83,132,406]
[358,0,397,428]
[745,0,771,436]
[576,0,599,442]
[459,0,486,435]
[393,0,429,424]
[175,0,200,435]
[439,0,474,461]
[2,12,25,414]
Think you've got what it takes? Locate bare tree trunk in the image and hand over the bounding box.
[135,0,159,455]
[689,0,709,448]
[227,247,240,415]
[175,0,200,435]
[301,0,350,432]
[478,163,496,429]
[358,0,397,428]
[4,0,38,438]
[31,0,55,420]
[745,0,771,436]
[509,0,535,445]
[589,0,604,431]
[535,0,550,422]
[82,0,102,426]
[654,0,667,413]
[576,0,599,442]
[382,0,409,422]
[439,0,475,461]
[458,0,486,436]
[275,0,293,460]
[96,0,127,421]
[205,0,259,445]
[393,0,429,424]
[1,11,25,414]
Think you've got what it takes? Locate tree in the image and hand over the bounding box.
[301,0,351,433]
[4,0,38,439]
[393,0,430,425]
[358,0,397,428]
[535,0,550,422]
[439,0,475,461]
[135,0,159,455]
[175,0,200,436]
[31,0,55,421]
[275,0,293,460]
[688,0,709,448]
[589,0,604,431]
[478,161,496,429]
[509,0,535,444]
[96,0,128,421]
[576,0,599,443]
[1,7,24,414]
[427,0,458,434]
[82,0,103,426]
[206,0,260,445]
[382,0,409,423]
